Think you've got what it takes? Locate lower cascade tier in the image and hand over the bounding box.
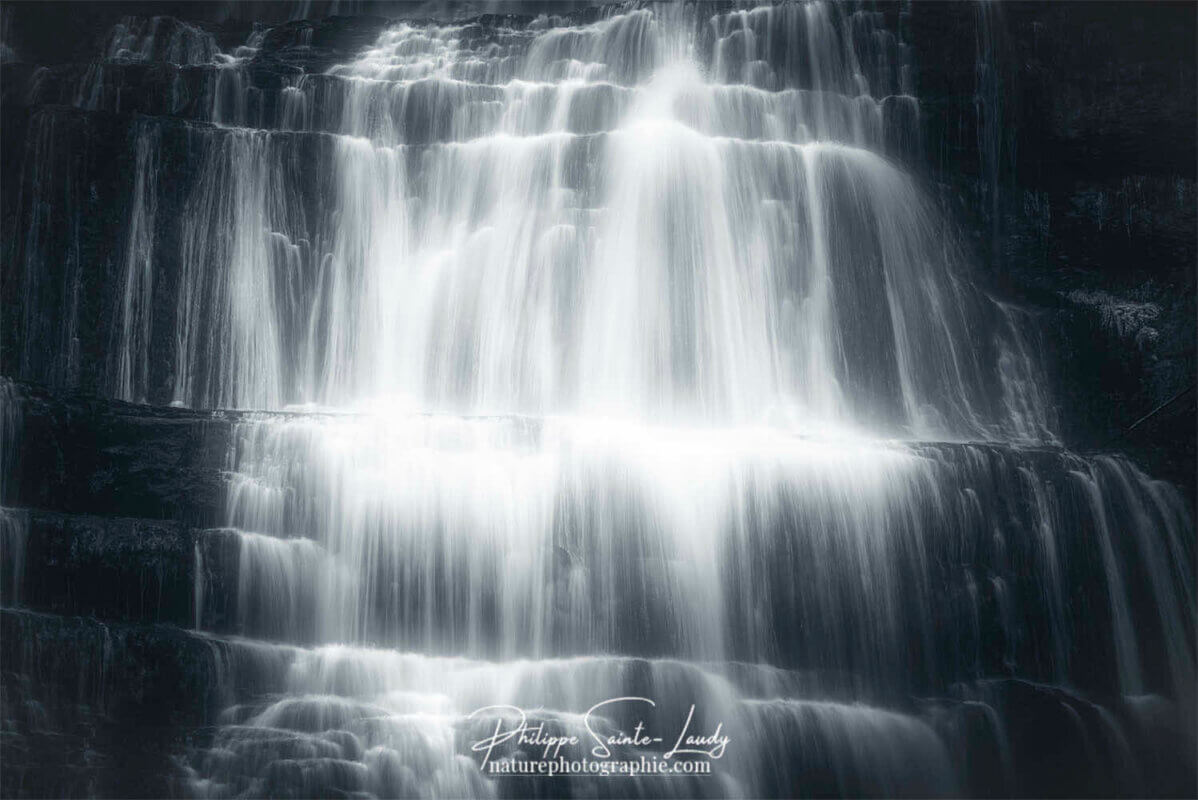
[2,609,1194,799]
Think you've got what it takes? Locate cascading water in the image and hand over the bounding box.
[1,2,1193,798]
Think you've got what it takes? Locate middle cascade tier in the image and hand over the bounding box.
[199,411,1195,704]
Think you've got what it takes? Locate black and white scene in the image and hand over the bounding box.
[0,1,1194,798]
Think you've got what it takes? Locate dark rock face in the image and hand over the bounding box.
[1,382,232,523]
[0,608,226,799]
[926,678,1197,799]
[9,509,195,624]
[909,1,1196,491]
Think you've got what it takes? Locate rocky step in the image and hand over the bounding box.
[1,6,579,75]
[0,505,310,637]
[0,378,1099,521]
[0,505,1045,678]
[1,380,233,523]
[2,507,199,625]
[0,607,230,799]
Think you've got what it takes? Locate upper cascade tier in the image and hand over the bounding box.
[6,2,1054,443]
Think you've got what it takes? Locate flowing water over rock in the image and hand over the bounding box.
[0,2,1194,798]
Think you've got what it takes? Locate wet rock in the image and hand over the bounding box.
[4,508,196,625]
[0,608,226,798]
[1,381,231,523]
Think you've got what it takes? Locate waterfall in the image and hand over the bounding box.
[1,2,1193,798]
[83,2,1046,441]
